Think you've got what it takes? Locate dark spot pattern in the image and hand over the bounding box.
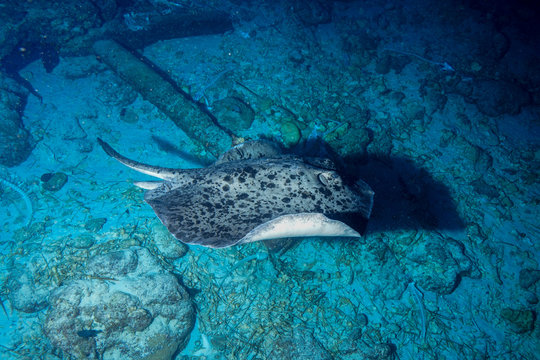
[142,155,373,248]
[237,193,249,200]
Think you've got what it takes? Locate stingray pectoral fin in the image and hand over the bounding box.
[238,213,361,244]
[97,138,178,181]
[133,181,162,190]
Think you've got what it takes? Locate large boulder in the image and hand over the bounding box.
[0,76,32,166]
[44,247,194,360]
[468,79,530,117]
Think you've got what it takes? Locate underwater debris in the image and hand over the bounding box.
[0,177,33,226]
[193,65,235,102]
[0,295,9,319]
[383,48,455,72]
[407,281,427,343]
[231,252,268,273]
[93,40,232,159]
[216,252,269,294]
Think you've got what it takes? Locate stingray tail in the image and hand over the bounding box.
[97,138,179,181]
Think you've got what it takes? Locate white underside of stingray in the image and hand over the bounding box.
[239,212,361,243]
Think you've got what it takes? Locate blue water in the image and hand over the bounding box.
[0,0,539,359]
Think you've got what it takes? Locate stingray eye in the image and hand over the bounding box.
[318,173,330,186]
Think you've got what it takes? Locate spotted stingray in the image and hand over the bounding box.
[98,139,374,248]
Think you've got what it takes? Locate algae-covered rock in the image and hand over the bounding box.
[460,142,493,177]
[325,125,372,158]
[500,308,535,334]
[67,234,95,249]
[84,217,107,233]
[7,270,49,313]
[388,232,477,294]
[44,247,194,360]
[519,268,540,289]
[273,327,332,360]
[293,0,332,25]
[86,248,138,278]
[0,77,32,167]
[470,178,498,199]
[213,96,255,133]
[469,80,530,116]
[120,107,139,123]
[280,121,301,147]
[41,172,68,192]
[152,223,188,259]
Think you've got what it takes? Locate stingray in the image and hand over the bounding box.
[97,139,374,248]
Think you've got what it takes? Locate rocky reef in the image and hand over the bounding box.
[43,247,194,360]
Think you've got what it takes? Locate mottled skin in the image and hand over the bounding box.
[98,139,374,248]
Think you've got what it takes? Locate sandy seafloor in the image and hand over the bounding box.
[1,1,539,360]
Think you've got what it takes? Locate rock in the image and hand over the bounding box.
[86,248,139,278]
[288,49,305,65]
[470,178,498,199]
[44,247,194,360]
[423,90,447,115]
[41,172,68,192]
[375,54,392,74]
[439,129,457,148]
[0,77,32,167]
[212,96,255,133]
[519,268,540,289]
[500,308,535,334]
[389,232,477,295]
[77,139,94,153]
[120,107,139,123]
[369,132,393,157]
[461,142,493,177]
[280,121,301,147]
[152,223,188,259]
[293,0,332,25]
[7,270,49,313]
[472,146,493,174]
[403,101,426,121]
[84,217,107,233]
[356,343,395,360]
[389,91,406,106]
[67,234,95,249]
[469,80,530,117]
[59,56,107,80]
[525,292,539,305]
[327,126,372,158]
[273,327,332,360]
